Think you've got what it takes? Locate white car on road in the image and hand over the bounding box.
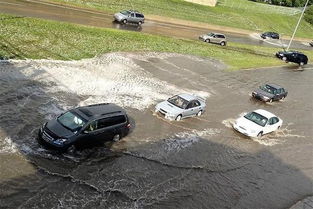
[155,94,206,121]
[233,109,282,138]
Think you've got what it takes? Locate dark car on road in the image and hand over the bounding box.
[260,32,280,39]
[114,10,145,25]
[276,51,308,66]
[37,103,131,151]
[252,84,288,103]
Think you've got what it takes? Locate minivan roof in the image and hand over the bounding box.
[74,103,126,120]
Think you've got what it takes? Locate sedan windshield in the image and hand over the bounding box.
[260,84,277,94]
[57,111,86,132]
[168,95,188,109]
[244,112,268,127]
[207,33,214,36]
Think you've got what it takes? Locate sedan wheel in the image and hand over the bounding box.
[113,134,121,142]
[282,57,287,61]
[175,115,182,121]
[197,110,202,117]
[122,19,127,24]
[205,39,210,43]
[268,99,273,103]
[220,41,226,46]
[257,132,263,138]
[138,21,142,26]
[299,62,304,66]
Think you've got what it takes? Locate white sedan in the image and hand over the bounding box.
[233,109,282,138]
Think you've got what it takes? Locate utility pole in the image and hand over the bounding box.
[286,0,310,51]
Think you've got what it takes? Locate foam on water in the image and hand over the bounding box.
[0,137,19,154]
[15,53,210,111]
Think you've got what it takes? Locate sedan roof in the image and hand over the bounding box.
[178,93,197,101]
[254,109,277,119]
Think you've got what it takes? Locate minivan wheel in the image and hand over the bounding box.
[197,110,202,117]
[205,39,210,43]
[113,134,121,142]
[175,115,182,121]
[282,57,287,61]
[268,99,273,103]
[299,62,304,66]
[220,41,226,46]
[122,19,127,24]
[138,21,142,25]
[257,132,263,138]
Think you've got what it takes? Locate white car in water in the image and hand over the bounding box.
[233,109,282,138]
[155,94,206,121]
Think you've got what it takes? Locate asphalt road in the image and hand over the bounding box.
[0,0,312,50]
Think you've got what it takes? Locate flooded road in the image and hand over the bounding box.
[0,53,312,208]
[0,0,312,50]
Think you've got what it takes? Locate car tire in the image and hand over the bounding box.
[269,99,273,103]
[282,57,287,61]
[220,41,226,46]
[175,115,182,121]
[113,134,121,142]
[257,132,263,138]
[277,126,281,130]
[122,19,127,24]
[299,62,304,66]
[138,21,142,26]
[197,110,202,117]
[281,96,285,101]
[205,39,210,43]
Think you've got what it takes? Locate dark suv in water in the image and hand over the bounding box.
[37,103,131,151]
[252,83,288,103]
[276,51,308,66]
[260,32,279,39]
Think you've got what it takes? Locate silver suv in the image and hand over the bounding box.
[199,32,227,46]
[114,10,145,25]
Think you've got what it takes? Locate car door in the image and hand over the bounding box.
[211,35,218,43]
[184,101,198,117]
[273,88,281,100]
[129,12,136,23]
[264,117,280,134]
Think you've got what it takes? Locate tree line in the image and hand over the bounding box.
[249,0,312,7]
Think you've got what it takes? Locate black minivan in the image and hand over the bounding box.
[37,103,131,151]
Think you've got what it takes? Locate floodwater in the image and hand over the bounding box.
[0,52,312,208]
[0,0,312,50]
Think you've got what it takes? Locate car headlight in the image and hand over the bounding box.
[54,138,68,145]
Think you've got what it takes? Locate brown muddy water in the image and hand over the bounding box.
[0,52,312,209]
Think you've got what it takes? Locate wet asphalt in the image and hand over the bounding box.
[0,53,312,208]
[0,0,312,50]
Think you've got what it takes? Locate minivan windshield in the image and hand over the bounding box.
[121,10,130,15]
[244,112,268,127]
[167,95,188,109]
[57,111,86,132]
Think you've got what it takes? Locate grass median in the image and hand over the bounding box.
[48,0,313,39]
[1,14,312,70]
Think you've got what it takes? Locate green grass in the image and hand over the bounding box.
[49,0,313,38]
[1,14,312,70]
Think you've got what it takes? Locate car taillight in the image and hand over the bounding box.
[127,124,131,129]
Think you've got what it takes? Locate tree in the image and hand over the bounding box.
[304,5,313,24]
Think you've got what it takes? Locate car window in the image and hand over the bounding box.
[131,13,135,17]
[97,115,126,129]
[135,13,143,18]
[186,102,193,109]
[194,100,200,107]
[281,88,285,93]
[85,120,98,132]
[268,117,279,125]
